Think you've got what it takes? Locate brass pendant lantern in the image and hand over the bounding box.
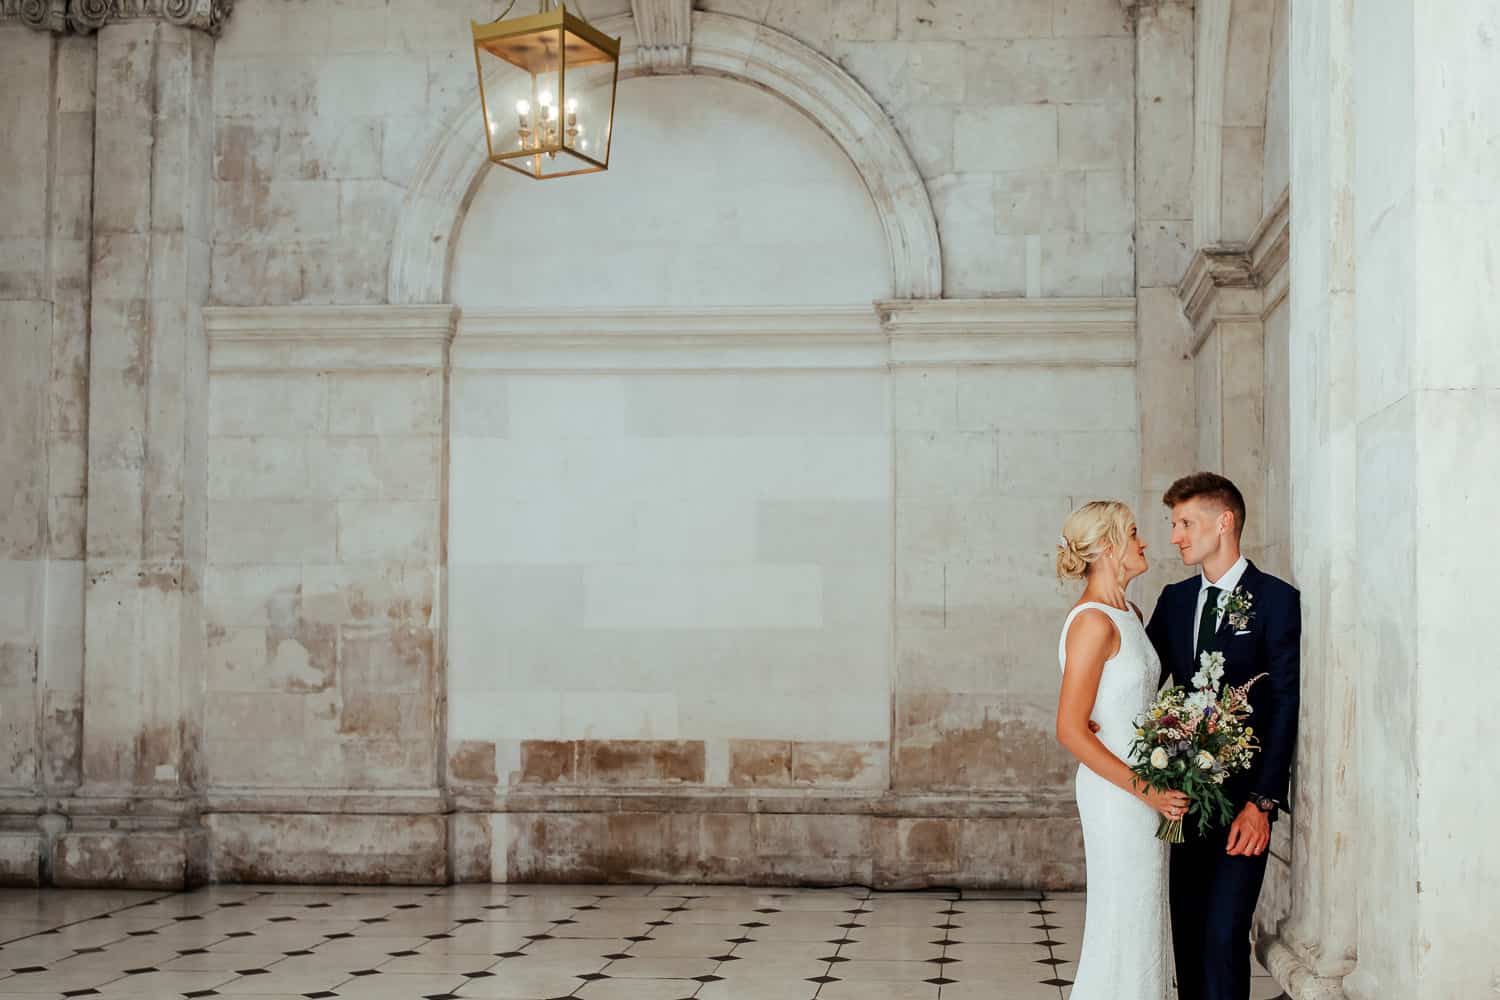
[472,1,621,180]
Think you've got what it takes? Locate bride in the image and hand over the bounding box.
[1055,501,1187,1000]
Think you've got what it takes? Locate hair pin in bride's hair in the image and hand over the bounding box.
[1059,534,1070,549]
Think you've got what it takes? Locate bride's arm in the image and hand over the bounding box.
[1057,611,1187,819]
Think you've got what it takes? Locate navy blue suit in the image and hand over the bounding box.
[1145,561,1300,1000]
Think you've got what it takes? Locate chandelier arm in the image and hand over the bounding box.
[490,0,518,22]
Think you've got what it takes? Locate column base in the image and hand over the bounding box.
[1256,930,1352,1000]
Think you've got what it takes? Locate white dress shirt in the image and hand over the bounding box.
[1194,554,1249,651]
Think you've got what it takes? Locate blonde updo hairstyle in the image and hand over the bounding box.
[1056,500,1135,582]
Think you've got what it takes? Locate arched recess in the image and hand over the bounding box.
[386,11,941,304]
[1193,0,1277,246]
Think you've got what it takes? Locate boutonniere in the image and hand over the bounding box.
[1219,587,1254,631]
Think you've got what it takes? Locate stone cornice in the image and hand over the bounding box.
[2,0,232,34]
[880,297,1137,368]
[205,305,457,373]
[456,306,888,372]
[1250,186,1291,311]
[452,300,1136,372]
[1178,189,1292,348]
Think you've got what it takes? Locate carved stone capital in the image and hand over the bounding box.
[69,0,233,35]
[1,0,68,32]
[2,0,232,34]
[630,0,691,72]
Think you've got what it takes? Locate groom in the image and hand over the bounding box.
[1145,473,1300,1000]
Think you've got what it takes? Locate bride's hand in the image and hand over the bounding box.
[1142,787,1190,822]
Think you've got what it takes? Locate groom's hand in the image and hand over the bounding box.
[1225,803,1271,856]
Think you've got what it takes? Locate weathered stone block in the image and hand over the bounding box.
[581,740,707,785]
[207,500,337,564]
[339,625,433,694]
[335,500,438,562]
[1058,103,1133,170]
[728,739,793,787]
[874,817,962,887]
[208,813,446,884]
[53,829,206,890]
[449,740,498,785]
[896,0,1053,39]
[893,691,1074,792]
[954,106,1059,172]
[0,833,43,887]
[790,741,888,787]
[449,812,493,883]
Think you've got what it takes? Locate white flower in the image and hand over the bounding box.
[1196,751,1215,770]
[1150,748,1169,769]
[1195,651,1226,689]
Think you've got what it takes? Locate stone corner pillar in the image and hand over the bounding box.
[60,2,229,891]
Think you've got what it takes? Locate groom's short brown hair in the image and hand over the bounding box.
[1163,472,1247,538]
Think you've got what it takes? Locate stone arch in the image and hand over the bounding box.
[1194,0,1277,246]
[386,11,941,304]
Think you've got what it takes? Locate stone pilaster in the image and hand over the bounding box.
[62,15,216,889]
[1130,0,1196,598]
[0,23,95,886]
[1338,0,1500,995]
[1255,3,1357,997]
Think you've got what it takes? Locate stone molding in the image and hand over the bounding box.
[1249,185,1290,311]
[452,300,1136,372]
[389,11,941,304]
[880,297,1137,368]
[2,0,231,33]
[455,306,887,372]
[457,786,1079,819]
[1178,189,1290,349]
[204,305,457,372]
[630,0,691,72]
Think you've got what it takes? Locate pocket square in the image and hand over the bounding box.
[1234,629,1252,636]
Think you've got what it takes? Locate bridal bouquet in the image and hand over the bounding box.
[1128,652,1267,842]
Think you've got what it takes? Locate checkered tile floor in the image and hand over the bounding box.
[0,884,1286,999]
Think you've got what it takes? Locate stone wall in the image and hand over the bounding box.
[2,0,1172,893]
[209,0,1136,306]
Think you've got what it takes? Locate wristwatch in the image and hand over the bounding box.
[1249,794,1278,818]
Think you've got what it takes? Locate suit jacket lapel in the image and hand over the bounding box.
[1217,560,1262,637]
[1175,582,1197,685]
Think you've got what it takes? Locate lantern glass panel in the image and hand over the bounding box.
[559,26,615,166]
[476,24,565,161]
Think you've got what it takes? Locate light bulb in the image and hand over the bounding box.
[565,98,578,114]
[538,90,553,107]
[580,139,588,150]
[515,99,530,115]
[546,104,557,120]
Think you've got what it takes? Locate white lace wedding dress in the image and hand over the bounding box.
[1058,602,1170,1000]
